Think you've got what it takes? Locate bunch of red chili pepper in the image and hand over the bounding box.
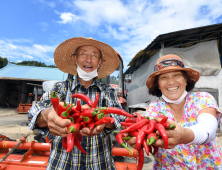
[114,112,175,170]
[50,91,134,153]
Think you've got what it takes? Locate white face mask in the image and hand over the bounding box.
[76,57,100,81]
[162,90,188,104]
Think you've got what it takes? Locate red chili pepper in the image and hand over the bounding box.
[163,122,171,128]
[76,100,82,112]
[76,116,84,123]
[144,119,158,134]
[137,145,144,170]
[94,113,104,121]
[58,102,70,115]
[87,122,95,130]
[76,134,83,142]
[125,118,134,123]
[70,112,80,119]
[80,121,86,128]
[135,112,142,121]
[155,123,168,149]
[159,116,168,124]
[81,116,93,124]
[166,123,176,130]
[70,106,80,115]
[72,93,93,107]
[50,91,59,115]
[67,122,81,133]
[92,92,99,108]
[100,107,134,118]
[95,117,115,126]
[116,133,133,154]
[147,132,158,146]
[120,122,133,127]
[74,135,86,154]
[66,132,75,153]
[60,104,74,119]
[120,119,149,133]
[129,131,138,137]
[81,108,98,117]
[62,137,67,150]
[136,124,149,151]
[142,139,149,156]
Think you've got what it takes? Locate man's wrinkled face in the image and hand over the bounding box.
[74,45,102,73]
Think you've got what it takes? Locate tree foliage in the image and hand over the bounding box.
[98,76,119,85]
[15,60,57,68]
[0,56,8,69]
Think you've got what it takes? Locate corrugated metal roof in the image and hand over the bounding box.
[0,62,68,81]
[125,23,222,75]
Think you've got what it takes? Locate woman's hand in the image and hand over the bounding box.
[153,117,194,149]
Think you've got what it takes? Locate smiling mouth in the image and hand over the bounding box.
[167,87,179,92]
[84,66,93,69]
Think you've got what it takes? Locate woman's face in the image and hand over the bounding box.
[158,71,187,100]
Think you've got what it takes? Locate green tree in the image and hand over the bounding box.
[0,56,8,68]
[15,60,57,68]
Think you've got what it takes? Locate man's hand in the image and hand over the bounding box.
[80,104,115,137]
[36,102,71,137]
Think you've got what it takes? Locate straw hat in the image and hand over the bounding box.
[54,37,120,79]
[146,54,200,89]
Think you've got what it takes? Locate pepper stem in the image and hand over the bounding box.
[121,142,133,154]
[148,137,156,146]
[122,137,133,140]
[159,111,166,117]
[51,91,57,98]
[150,152,160,162]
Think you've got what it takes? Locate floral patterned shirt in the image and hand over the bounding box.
[145,92,222,170]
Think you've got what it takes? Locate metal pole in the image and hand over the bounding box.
[0,134,29,164]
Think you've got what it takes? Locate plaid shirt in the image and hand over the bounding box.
[28,78,125,170]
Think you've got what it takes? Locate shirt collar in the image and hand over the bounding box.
[71,77,103,91]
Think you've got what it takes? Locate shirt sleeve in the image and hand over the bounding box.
[28,81,67,131]
[102,86,126,130]
[197,92,222,124]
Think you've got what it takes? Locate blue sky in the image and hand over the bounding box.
[1,0,222,72]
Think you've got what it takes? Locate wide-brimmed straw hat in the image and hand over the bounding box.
[54,37,120,79]
[146,54,200,89]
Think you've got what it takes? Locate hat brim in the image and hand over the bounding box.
[146,65,200,89]
[54,37,120,79]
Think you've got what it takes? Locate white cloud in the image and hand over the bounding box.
[58,12,79,24]
[66,0,222,67]
[8,44,17,50]
[23,55,34,59]
[33,44,47,52]
[0,39,56,64]
[17,60,21,63]
[38,0,56,8]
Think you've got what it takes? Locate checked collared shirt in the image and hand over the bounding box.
[28,78,126,170]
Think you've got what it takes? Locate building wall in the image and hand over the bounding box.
[195,69,222,110]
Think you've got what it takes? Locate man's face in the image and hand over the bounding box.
[74,45,102,73]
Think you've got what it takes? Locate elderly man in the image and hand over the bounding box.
[28,37,125,170]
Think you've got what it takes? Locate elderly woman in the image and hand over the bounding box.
[128,54,222,169]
